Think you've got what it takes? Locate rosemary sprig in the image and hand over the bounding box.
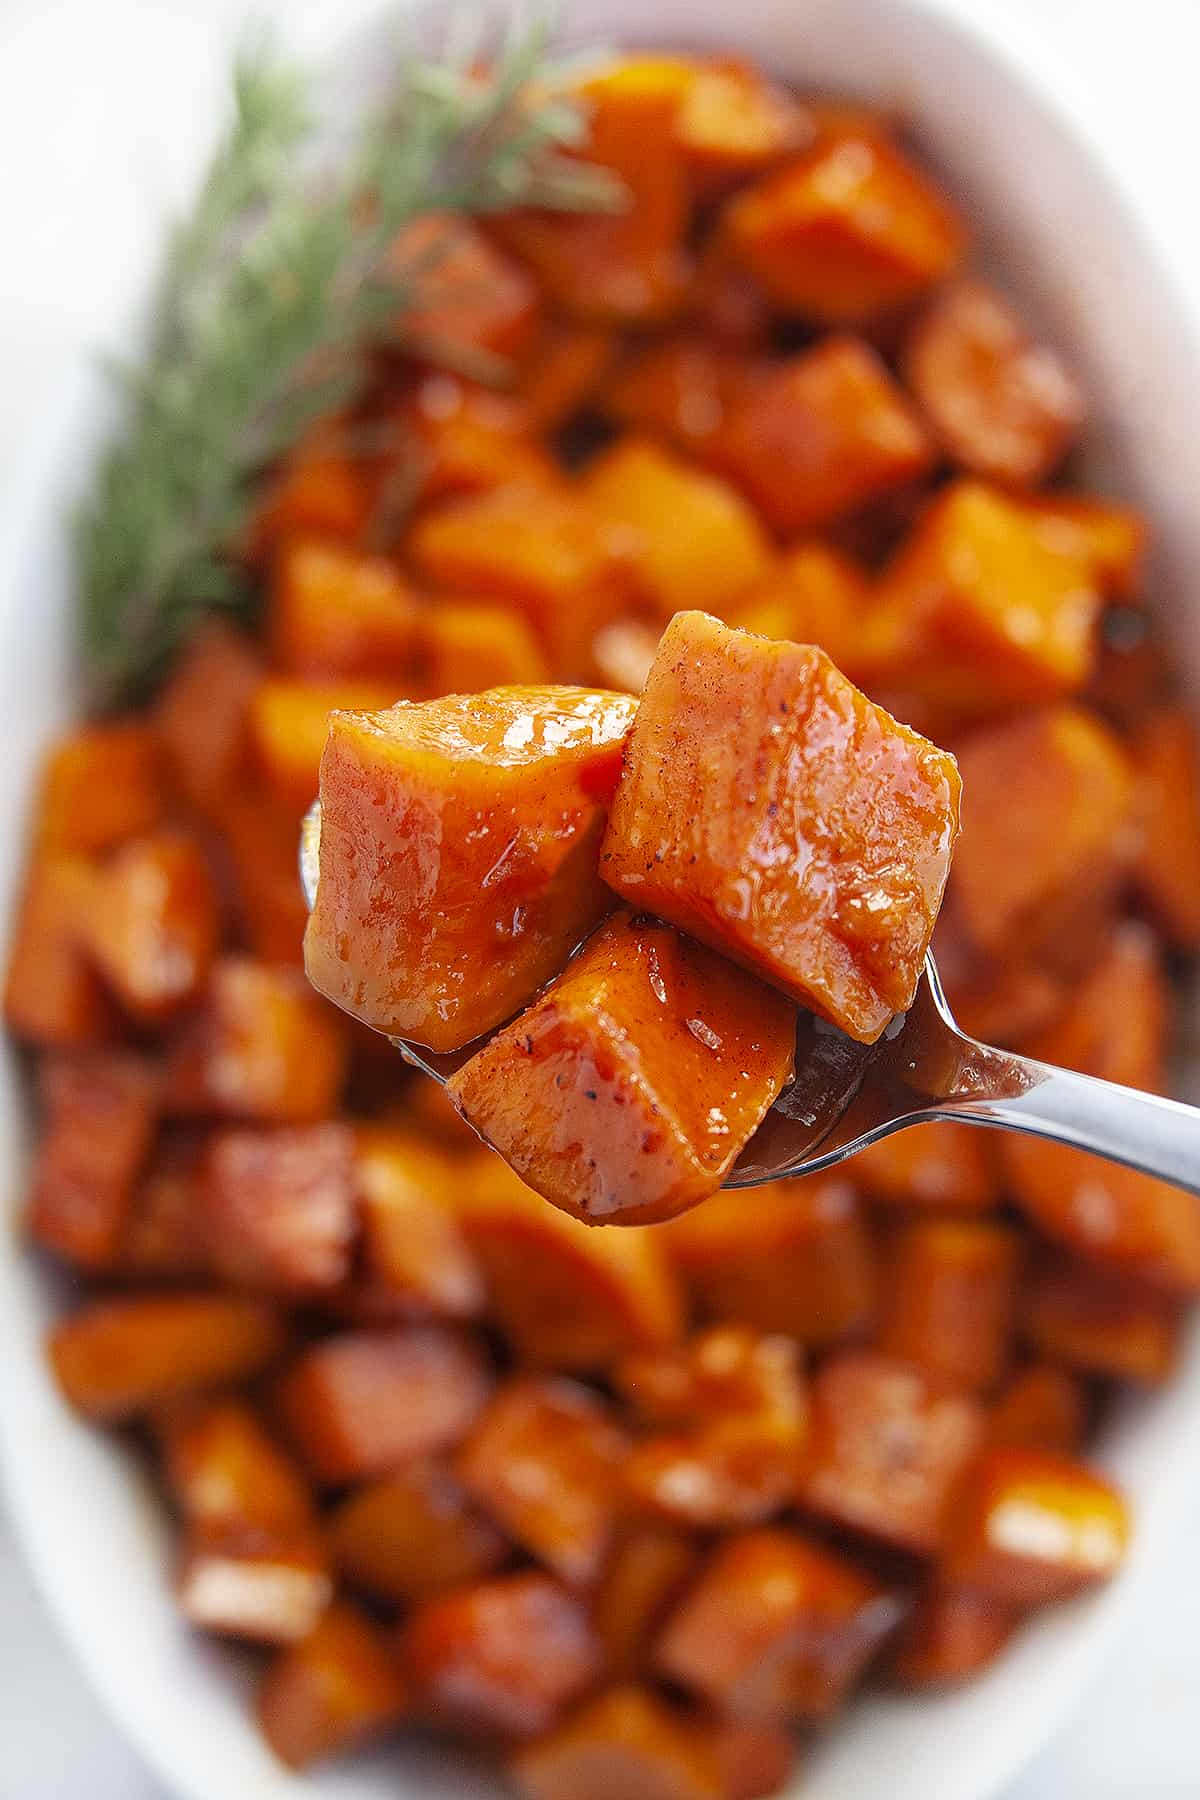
[75,16,620,705]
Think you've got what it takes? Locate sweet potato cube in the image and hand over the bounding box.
[727,132,965,320]
[660,1176,878,1343]
[396,375,557,508]
[457,1376,630,1585]
[216,791,311,966]
[178,1524,333,1645]
[592,1527,700,1677]
[258,1600,409,1768]
[121,1130,211,1278]
[604,333,768,459]
[655,1529,900,1719]
[511,1685,723,1800]
[329,1462,507,1603]
[889,1584,1014,1687]
[582,438,772,622]
[390,214,541,361]
[354,1129,483,1319]
[1024,1260,1181,1385]
[987,1364,1086,1455]
[160,1397,317,1533]
[248,421,372,561]
[402,1572,602,1739]
[729,541,867,668]
[153,621,261,814]
[602,612,961,1043]
[712,338,932,535]
[35,720,163,855]
[1132,706,1200,947]
[446,911,796,1223]
[50,1293,286,1421]
[703,1716,798,1800]
[903,278,1083,486]
[943,1448,1130,1605]
[3,855,111,1047]
[1021,493,1148,600]
[616,1326,805,1433]
[27,1051,160,1268]
[800,1350,985,1554]
[852,1120,999,1213]
[415,601,549,697]
[203,1123,356,1294]
[515,320,616,432]
[275,1325,492,1484]
[304,686,636,1050]
[165,957,348,1123]
[877,1220,1021,1393]
[269,540,421,680]
[249,676,404,815]
[676,58,809,193]
[952,708,1135,957]
[458,1155,683,1369]
[85,832,219,1022]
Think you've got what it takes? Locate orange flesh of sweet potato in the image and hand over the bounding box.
[160,1397,317,1534]
[3,855,113,1047]
[942,1448,1130,1605]
[35,720,163,855]
[1020,493,1148,600]
[514,319,616,433]
[889,1583,1014,1687]
[27,1051,161,1268]
[702,1714,798,1800]
[152,622,261,816]
[215,789,312,966]
[1132,706,1200,947]
[352,1129,483,1320]
[120,1130,211,1278]
[85,832,220,1022]
[257,1600,409,1768]
[728,541,867,667]
[389,214,541,361]
[268,540,422,681]
[604,333,770,460]
[1023,1259,1182,1384]
[592,1527,700,1678]
[392,376,558,509]
[876,1219,1021,1393]
[511,1685,724,1800]
[249,676,406,816]
[328,1461,508,1604]
[247,419,372,561]
[304,687,636,1050]
[446,911,796,1223]
[987,1363,1087,1455]
[414,601,549,696]
[602,611,961,1043]
[852,1120,999,1212]
[203,1123,357,1294]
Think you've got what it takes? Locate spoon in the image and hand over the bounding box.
[300,802,1200,1193]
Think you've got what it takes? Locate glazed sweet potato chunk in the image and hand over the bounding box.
[269,540,422,681]
[655,1529,900,1719]
[703,1716,798,1800]
[592,1527,700,1678]
[800,1351,985,1555]
[511,1685,723,1800]
[446,912,796,1223]
[1023,1259,1182,1385]
[160,1397,318,1534]
[165,957,348,1123]
[249,676,403,815]
[729,541,867,669]
[402,1572,602,1739]
[582,438,772,622]
[415,602,549,697]
[602,612,961,1043]
[942,1449,1130,1606]
[987,1364,1086,1455]
[153,621,261,814]
[515,320,616,432]
[852,1120,999,1213]
[178,1523,333,1646]
[27,1051,160,1268]
[675,57,808,193]
[304,687,636,1050]
[216,790,312,966]
[203,1123,357,1295]
[903,278,1083,486]
[50,1293,286,1421]
[604,332,769,460]
[35,720,163,855]
[458,1157,683,1369]
[393,375,557,508]
[660,1176,878,1344]
[712,338,932,535]
[258,1601,409,1769]
[889,1584,1014,1687]
[1132,706,1200,947]
[1021,492,1148,601]
[120,1130,211,1278]
[275,1325,492,1485]
[390,214,541,361]
[726,132,966,321]
[248,419,372,560]
[877,1220,1021,1393]
[85,832,219,1022]
[329,1462,508,1604]
[3,855,112,1047]
[353,1129,483,1320]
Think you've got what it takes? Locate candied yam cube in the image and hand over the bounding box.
[511,1685,723,1800]
[329,1462,507,1603]
[249,676,404,816]
[877,1220,1021,1393]
[582,438,772,623]
[729,541,867,669]
[800,1350,985,1554]
[889,1583,1014,1687]
[217,790,310,967]
[603,332,768,459]
[258,1600,408,1768]
[1021,493,1148,600]
[1132,706,1200,947]
[27,1051,160,1268]
[203,1123,356,1294]
[275,1325,492,1483]
[408,484,629,674]
[304,686,636,1050]
[592,1527,699,1677]
[396,374,557,508]
[987,1364,1087,1455]
[655,1529,900,1719]
[902,278,1083,486]
[952,708,1135,957]
[660,1176,877,1344]
[458,1155,683,1369]
[269,540,421,680]
[457,1376,630,1585]
[515,320,616,433]
[1017,922,1167,1094]
[446,912,795,1223]
[726,132,965,321]
[853,1120,999,1213]
[860,483,1103,718]
[50,1293,286,1421]
[616,1326,805,1432]
[943,1448,1130,1605]
[3,855,111,1047]
[415,601,549,696]
[390,214,541,361]
[248,421,372,561]
[179,1523,332,1645]
[354,1129,483,1319]
[676,58,809,193]
[153,621,261,814]
[165,958,348,1123]
[35,720,163,855]
[121,1131,210,1278]
[84,832,219,1022]
[702,1715,798,1800]
[402,1572,601,1739]
[160,1397,316,1533]
[712,338,932,535]
[602,612,960,1043]
[1023,1260,1181,1385]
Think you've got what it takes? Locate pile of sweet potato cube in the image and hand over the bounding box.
[6,48,1200,1800]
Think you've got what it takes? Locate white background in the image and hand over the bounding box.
[1,1,1199,1795]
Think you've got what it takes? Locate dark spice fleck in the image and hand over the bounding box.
[584,1089,598,1100]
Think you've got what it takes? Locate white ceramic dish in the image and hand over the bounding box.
[4,1,1200,1796]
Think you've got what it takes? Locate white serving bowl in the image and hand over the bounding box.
[3,2,1200,1797]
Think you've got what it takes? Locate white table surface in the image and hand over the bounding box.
[2,1,1198,1795]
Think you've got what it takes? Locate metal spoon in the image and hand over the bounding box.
[300,802,1200,1193]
